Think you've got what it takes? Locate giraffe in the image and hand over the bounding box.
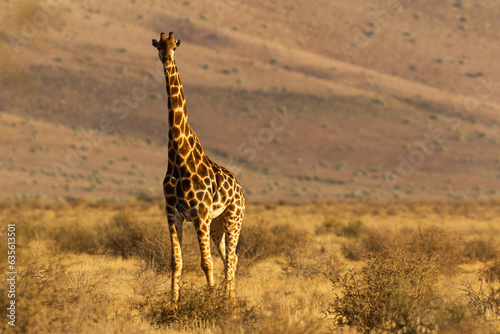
[152,32,245,302]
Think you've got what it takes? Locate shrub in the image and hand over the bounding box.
[238,221,308,263]
[136,188,154,202]
[283,245,343,280]
[463,236,499,263]
[246,292,330,333]
[339,220,364,238]
[54,222,101,254]
[136,285,257,330]
[4,244,113,333]
[316,219,364,238]
[458,280,500,322]
[135,223,199,274]
[51,211,205,274]
[336,161,348,171]
[481,261,500,283]
[409,226,462,274]
[100,212,144,258]
[436,302,486,334]
[339,225,462,274]
[328,250,439,333]
[341,227,394,261]
[315,217,342,235]
[135,225,171,273]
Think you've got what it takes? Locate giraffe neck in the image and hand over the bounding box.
[164,61,205,172]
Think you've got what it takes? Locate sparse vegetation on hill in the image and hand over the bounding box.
[1,0,500,201]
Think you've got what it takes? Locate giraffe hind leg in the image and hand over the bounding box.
[211,215,226,263]
[223,210,243,298]
[167,212,183,303]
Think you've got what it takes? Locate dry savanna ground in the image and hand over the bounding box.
[1,1,500,332]
[1,199,499,333]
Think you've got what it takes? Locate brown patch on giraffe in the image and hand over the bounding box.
[191,173,202,185]
[171,95,181,108]
[196,191,204,201]
[181,179,191,192]
[197,163,208,175]
[172,126,181,138]
[174,112,183,125]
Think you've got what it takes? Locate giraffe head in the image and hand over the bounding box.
[152,32,182,67]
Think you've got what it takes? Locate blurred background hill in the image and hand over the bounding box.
[1,0,500,201]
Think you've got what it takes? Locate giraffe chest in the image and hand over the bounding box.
[163,163,236,220]
[164,168,213,210]
[164,174,209,197]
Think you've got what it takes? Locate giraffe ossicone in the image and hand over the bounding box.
[152,32,245,302]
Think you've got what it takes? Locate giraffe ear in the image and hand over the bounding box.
[152,39,159,48]
[175,39,182,47]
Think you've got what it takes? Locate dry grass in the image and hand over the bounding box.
[0,199,499,333]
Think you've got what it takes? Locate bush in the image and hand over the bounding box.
[481,261,500,283]
[136,285,257,330]
[436,302,486,334]
[53,212,146,258]
[458,280,500,322]
[341,227,394,261]
[463,237,499,263]
[338,225,462,274]
[3,244,113,333]
[51,211,209,274]
[409,226,462,274]
[135,223,199,274]
[135,229,171,273]
[100,212,144,258]
[283,245,343,280]
[54,222,101,254]
[339,220,364,237]
[329,249,439,333]
[238,221,309,263]
[247,292,330,334]
[317,219,364,238]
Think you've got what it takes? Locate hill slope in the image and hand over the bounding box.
[0,0,499,201]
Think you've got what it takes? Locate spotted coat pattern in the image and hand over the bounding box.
[152,32,245,302]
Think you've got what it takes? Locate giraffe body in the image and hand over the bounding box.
[152,32,245,302]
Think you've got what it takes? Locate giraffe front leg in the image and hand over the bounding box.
[167,213,183,303]
[194,217,215,287]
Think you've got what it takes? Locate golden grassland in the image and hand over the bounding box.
[1,199,500,333]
